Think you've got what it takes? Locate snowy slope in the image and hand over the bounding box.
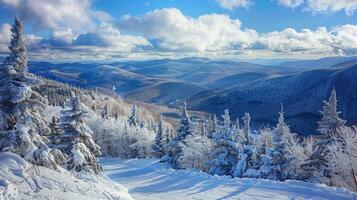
[0,152,134,200]
[102,158,357,200]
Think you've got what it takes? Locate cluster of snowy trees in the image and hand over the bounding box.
[0,18,103,174]
[158,90,357,191]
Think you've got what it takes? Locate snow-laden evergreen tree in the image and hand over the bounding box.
[59,95,102,174]
[302,88,346,182]
[242,113,251,144]
[328,126,357,191]
[180,133,212,171]
[200,117,208,136]
[152,114,167,158]
[235,118,240,130]
[101,103,110,119]
[0,17,60,169]
[128,105,139,126]
[3,17,27,72]
[209,109,241,176]
[49,116,62,145]
[317,88,346,136]
[207,114,218,138]
[222,109,230,132]
[234,113,255,177]
[163,101,195,168]
[259,108,293,181]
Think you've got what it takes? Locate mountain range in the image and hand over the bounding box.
[28,56,357,135]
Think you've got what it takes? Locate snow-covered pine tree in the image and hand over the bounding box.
[259,108,293,181]
[243,113,251,144]
[222,109,230,133]
[207,114,218,138]
[152,114,167,158]
[128,105,139,127]
[328,126,357,191]
[163,101,195,168]
[302,88,346,182]
[3,17,27,72]
[317,87,346,137]
[0,17,60,169]
[235,118,240,130]
[49,116,62,145]
[234,113,256,177]
[200,117,208,136]
[209,109,241,176]
[59,95,102,174]
[101,103,110,119]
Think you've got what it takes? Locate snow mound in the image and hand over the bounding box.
[102,158,357,200]
[0,152,134,200]
[0,152,29,171]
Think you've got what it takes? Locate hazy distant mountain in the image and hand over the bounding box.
[205,72,273,89]
[117,58,283,86]
[277,56,357,72]
[123,81,204,106]
[188,60,357,135]
[29,62,161,94]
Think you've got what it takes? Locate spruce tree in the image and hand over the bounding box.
[243,113,251,144]
[49,116,62,145]
[152,114,167,158]
[234,113,255,177]
[302,88,346,182]
[317,88,346,136]
[209,109,241,176]
[101,103,110,119]
[0,17,59,169]
[164,101,194,168]
[128,105,139,126]
[59,95,102,174]
[259,108,293,181]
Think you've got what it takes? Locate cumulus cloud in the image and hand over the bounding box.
[276,0,304,8]
[276,0,357,15]
[117,8,357,58]
[215,0,251,10]
[1,3,356,60]
[118,8,257,52]
[0,0,111,33]
[29,23,151,60]
[0,23,11,52]
[0,0,150,60]
[306,0,357,15]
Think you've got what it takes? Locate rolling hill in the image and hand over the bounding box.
[188,61,357,135]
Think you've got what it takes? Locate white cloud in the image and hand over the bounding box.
[0,0,111,33]
[118,8,357,58]
[215,0,251,10]
[1,4,357,60]
[306,0,357,15]
[74,23,150,51]
[276,0,357,15]
[119,8,257,52]
[276,0,304,8]
[0,23,11,52]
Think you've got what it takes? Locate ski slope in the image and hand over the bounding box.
[0,152,134,200]
[102,158,357,200]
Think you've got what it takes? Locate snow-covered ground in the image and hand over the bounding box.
[102,158,357,200]
[0,152,134,200]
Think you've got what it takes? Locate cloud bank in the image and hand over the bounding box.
[0,0,356,61]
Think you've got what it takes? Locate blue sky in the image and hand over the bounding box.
[94,0,356,32]
[0,0,356,61]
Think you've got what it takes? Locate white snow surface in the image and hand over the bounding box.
[102,158,357,200]
[0,152,134,200]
